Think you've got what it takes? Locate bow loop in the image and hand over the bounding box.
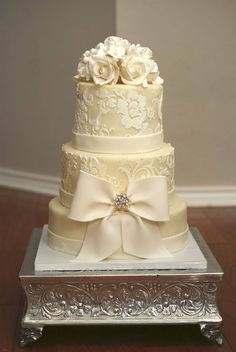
[69,171,115,222]
[127,176,169,221]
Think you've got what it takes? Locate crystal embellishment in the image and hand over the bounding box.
[114,193,129,211]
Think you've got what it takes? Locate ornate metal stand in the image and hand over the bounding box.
[19,227,223,346]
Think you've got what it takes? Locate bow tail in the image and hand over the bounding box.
[72,215,122,262]
[121,214,172,258]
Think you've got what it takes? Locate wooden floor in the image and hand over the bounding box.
[0,186,235,351]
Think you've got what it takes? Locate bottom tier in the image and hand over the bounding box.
[48,193,188,260]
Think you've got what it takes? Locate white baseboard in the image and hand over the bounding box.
[0,167,236,206]
[176,186,236,207]
[0,167,60,196]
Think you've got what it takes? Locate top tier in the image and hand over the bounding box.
[72,36,164,153]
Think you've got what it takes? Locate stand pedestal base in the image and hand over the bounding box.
[19,227,223,346]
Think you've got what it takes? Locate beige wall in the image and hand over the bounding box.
[117,0,236,186]
[0,0,236,188]
[0,0,116,176]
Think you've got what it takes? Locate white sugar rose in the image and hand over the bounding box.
[154,75,164,85]
[88,55,119,85]
[120,56,156,87]
[74,60,90,81]
[127,44,153,59]
[74,49,97,81]
[103,36,130,59]
[94,42,106,57]
[146,61,164,84]
[82,45,106,64]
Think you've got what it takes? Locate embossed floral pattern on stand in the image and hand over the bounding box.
[24,281,221,321]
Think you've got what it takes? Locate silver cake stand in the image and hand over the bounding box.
[18,227,223,346]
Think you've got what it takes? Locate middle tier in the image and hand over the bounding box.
[60,142,175,208]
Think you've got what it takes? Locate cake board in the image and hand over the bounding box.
[18,227,224,346]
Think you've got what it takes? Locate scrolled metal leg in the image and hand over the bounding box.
[19,326,44,347]
[200,323,223,345]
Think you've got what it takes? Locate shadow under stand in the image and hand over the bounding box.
[19,227,223,346]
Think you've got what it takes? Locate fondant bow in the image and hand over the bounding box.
[68,171,171,262]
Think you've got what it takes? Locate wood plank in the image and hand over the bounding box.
[0,304,19,351]
[217,279,236,351]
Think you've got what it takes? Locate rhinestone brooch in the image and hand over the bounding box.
[114,193,130,211]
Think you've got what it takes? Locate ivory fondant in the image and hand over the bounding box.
[72,131,163,153]
[47,37,189,262]
[73,82,163,137]
[48,226,189,259]
[61,142,175,196]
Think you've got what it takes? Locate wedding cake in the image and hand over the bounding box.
[48,36,189,262]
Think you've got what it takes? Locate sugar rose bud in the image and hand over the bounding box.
[127,44,153,59]
[104,36,130,59]
[74,60,90,81]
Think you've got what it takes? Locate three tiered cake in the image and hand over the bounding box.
[47,37,189,262]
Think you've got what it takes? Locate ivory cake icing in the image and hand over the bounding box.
[48,36,189,262]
